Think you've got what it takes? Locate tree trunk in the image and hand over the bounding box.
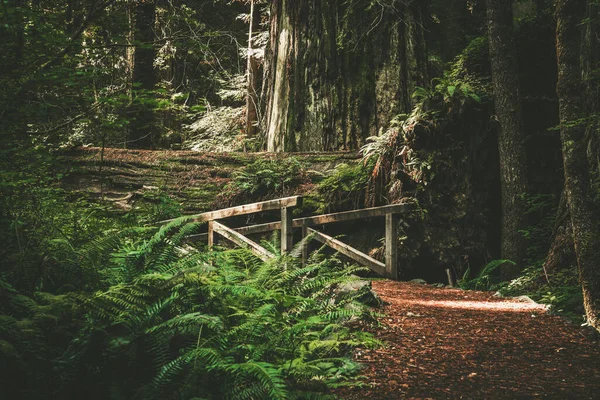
[262,0,428,152]
[486,0,528,276]
[555,0,600,331]
[543,190,575,275]
[245,0,261,141]
[128,0,157,149]
[581,1,600,175]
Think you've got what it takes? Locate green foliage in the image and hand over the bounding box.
[501,267,584,323]
[218,157,310,205]
[448,36,491,91]
[360,35,490,196]
[140,192,183,223]
[1,221,380,399]
[185,105,245,151]
[0,0,248,149]
[0,146,130,292]
[315,161,374,213]
[413,73,482,105]
[518,193,557,267]
[0,276,82,399]
[459,259,513,291]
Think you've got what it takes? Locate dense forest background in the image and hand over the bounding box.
[1,0,599,398]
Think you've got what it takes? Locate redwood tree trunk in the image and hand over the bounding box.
[555,0,600,331]
[486,0,528,276]
[262,0,428,152]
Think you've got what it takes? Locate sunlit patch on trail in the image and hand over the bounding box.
[400,299,548,312]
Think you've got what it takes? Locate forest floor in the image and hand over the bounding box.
[336,281,600,399]
[62,147,356,212]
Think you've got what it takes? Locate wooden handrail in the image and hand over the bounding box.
[177,198,409,279]
[236,203,412,235]
[185,203,412,243]
[158,196,303,225]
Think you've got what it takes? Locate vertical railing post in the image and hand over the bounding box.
[301,220,309,266]
[208,220,215,248]
[281,205,293,255]
[385,212,399,280]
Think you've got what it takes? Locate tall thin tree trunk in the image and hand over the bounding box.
[486,0,528,276]
[14,0,24,66]
[128,0,157,149]
[555,0,600,331]
[263,0,292,152]
[245,0,261,143]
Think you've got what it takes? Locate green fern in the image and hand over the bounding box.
[460,259,515,290]
[18,222,383,399]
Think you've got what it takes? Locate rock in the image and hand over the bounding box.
[513,295,537,304]
[334,276,382,306]
[493,291,504,297]
[410,279,427,285]
[432,283,445,288]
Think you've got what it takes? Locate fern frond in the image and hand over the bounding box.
[146,312,223,335]
[227,361,288,400]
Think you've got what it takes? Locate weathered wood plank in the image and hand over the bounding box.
[281,206,293,254]
[236,203,412,236]
[186,233,208,243]
[212,221,275,262]
[301,221,309,266]
[385,212,399,280]
[159,196,303,225]
[446,268,455,287]
[208,221,215,248]
[307,228,386,276]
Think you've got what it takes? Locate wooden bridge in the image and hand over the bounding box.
[162,196,412,279]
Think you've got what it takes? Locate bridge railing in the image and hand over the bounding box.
[159,196,413,280]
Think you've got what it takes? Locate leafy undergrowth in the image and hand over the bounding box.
[214,156,380,218]
[500,266,584,323]
[459,259,585,324]
[315,161,376,214]
[217,157,314,206]
[1,220,381,399]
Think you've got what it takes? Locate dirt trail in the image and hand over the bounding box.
[337,281,600,399]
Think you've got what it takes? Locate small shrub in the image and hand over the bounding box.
[459,259,513,291]
[218,157,310,205]
[316,161,374,213]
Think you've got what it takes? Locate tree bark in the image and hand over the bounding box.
[128,0,157,149]
[245,0,261,141]
[486,0,528,276]
[555,0,600,331]
[543,190,575,275]
[262,0,428,152]
[581,1,600,174]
